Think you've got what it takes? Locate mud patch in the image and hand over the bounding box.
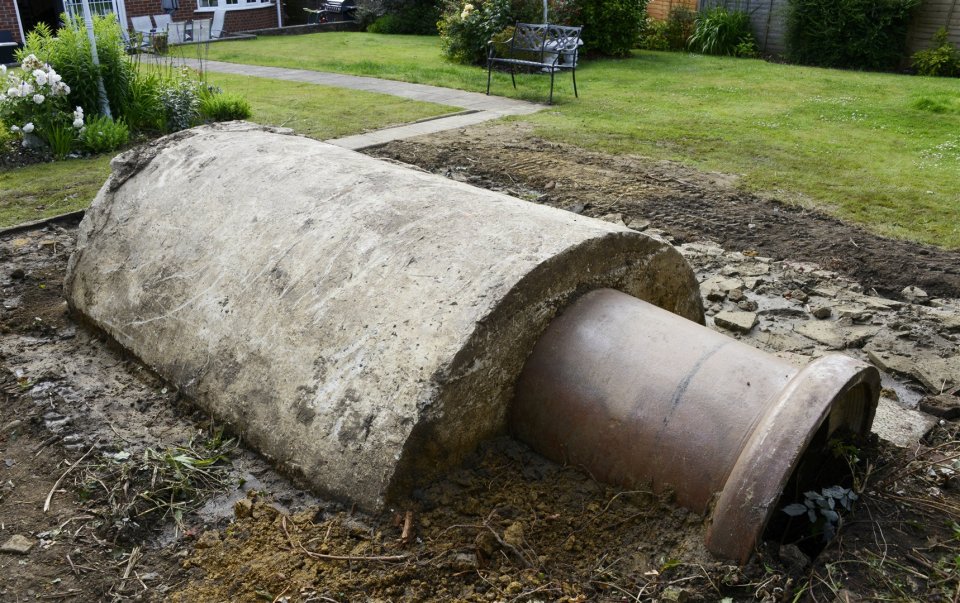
[369,122,960,299]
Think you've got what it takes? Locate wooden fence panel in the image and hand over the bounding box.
[647,0,699,22]
[907,0,960,54]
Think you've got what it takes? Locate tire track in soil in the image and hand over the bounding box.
[370,123,960,299]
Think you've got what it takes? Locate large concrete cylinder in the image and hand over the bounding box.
[65,123,703,511]
[512,289,880,562]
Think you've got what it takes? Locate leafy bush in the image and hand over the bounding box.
[200,90,253,121]
[159,68,202,132]
[665,6,697,50]
[19,15,135,119]
[639,19,670,51]
[688,7,756,56]
[439,0,646,64]
[911,28,960,77]
[572,0,648,57]
[367,0,442,34]
[0,55,84,157]
[78,114,129,153]
[439,0,520,64]
[786,0,920,71]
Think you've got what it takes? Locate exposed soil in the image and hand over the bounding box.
[2,122,960,602]
[369,122,960,300]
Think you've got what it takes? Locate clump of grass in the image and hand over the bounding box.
[77,429,236,541]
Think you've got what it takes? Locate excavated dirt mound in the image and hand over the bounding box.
[369,122,960,299]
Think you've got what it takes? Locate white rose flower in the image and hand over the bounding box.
[33,94,45,104]
[7,87,19,98]
[0,64,6,74]
[22,122,34,133]
[73,118,84,129]
[48,72,61,84]
[32,69,47,86]
[10,125,19,132]
[20,82,34,96]
[61,84,71,95]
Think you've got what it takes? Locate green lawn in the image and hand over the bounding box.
[0,69,455,228]
[204,34,960,248]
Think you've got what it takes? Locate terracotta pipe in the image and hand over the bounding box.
[511,288,880,563]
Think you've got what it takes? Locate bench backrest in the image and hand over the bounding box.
[509,23,582,60]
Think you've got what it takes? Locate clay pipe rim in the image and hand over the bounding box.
[704,354,881,563]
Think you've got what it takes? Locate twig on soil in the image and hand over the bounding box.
[44,439,99,512]
[400,510,414,545]
[34,434,60,456]
[109,422,135,445]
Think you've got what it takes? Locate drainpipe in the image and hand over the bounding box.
[276,0,283,28]
[542,0,548,23]
[79,0,113,118]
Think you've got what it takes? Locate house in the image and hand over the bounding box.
[1,0,282,46]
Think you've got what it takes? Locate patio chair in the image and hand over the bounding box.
[211,9,227,39]
[153,14,172,32]
[130,15,154,36]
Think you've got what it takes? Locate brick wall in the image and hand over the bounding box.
[123,1,278,33]
[1,0,22,44]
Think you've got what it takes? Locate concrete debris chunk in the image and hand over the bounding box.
[919,394,960,420]
[795,322,879,350]
[871,397,937,447]
[713,311,758,334]
[913,355,960,394]
[0,535,34,555]
[902,286,929,304]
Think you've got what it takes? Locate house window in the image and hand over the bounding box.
[63,0,117,19]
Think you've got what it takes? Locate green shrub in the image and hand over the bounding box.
[688,7,756,56]
[78,115,129,153]
[439,0,521,65]
[439,0,646,64]
[159,68,202,132]
[367,0,442,34]
[639,19,670,51]
[911,28,960,77]
[19,15,135,119]
[200,91,252,121]
[786,0,920,71]
[570,0,648,57]
[665,6,697,50]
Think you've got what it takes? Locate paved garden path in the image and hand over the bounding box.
[173,58,544,149]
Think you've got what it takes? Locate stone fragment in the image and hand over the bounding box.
[705,289,725,302]
[812,285,840,298]
[9,268,25,280]
[626,218,651,232]
[600,213,626,226]
[901,286,929,304]
[919,394,960,420]
[858,295,904,311]
[811,306,832,319]
[786,289,809,303]
[779,543,811,571]
[871,397,937,447]
[738,263,771,277]
[714,311,758,334]
[795,322,879,350]
[700,275,744,295]
[728,288,745,302]
[661,587,690,602]
[865,348,917,380]
[0,535,34,554]
[913,355,960,393]
[737,300,758,312]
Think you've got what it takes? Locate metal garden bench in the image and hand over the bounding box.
[486,22,583,104]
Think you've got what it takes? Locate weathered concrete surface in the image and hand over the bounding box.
[65,122,703,510]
